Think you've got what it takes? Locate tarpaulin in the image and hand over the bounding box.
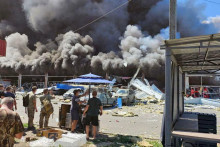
[56,84,84,90]
[0,40,6,56]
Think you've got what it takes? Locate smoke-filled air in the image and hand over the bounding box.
[0,0,219,87]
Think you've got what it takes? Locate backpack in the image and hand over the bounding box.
[42,99,54,115]
[23,94,29,107]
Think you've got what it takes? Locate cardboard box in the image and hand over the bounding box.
[42,129,63,140]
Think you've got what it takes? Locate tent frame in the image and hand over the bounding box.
[162,33,220,146]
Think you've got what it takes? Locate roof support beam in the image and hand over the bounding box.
[164,45,220,50]
[202,35,213,70]
[179,58,220,64]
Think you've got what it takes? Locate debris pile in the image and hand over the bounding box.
[137,140,153,147]
[130,78,164,104]
[184,97,220,107]
[112,111,138,117]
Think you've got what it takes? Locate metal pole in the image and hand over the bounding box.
[169,0,177,39]
[165,0,177,146]
[165,47,172,147]
[18,74,22,88]
[45,73,48,88]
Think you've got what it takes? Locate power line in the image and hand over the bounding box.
[74,0,132,32]
[202,0,220,5]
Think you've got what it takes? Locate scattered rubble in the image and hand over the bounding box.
[137,140,153,147]
[112,111,138,117]
[130,79,164,100]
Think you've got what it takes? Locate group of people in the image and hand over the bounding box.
[71,89,103,140]
[0,84,103,146]
[0,84,24,146]
[26,86,54,130]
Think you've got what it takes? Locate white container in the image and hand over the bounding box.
[55,133,87,147]
[65,113,71,129]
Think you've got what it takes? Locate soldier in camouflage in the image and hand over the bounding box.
[39,88,53,128]
[0,97,24,147]
[27,86,38,130]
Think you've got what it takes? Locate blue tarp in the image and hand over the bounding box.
[56,84,84,90]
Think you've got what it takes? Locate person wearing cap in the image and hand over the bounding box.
[70,89,88,133]
[39,88,53,128]
[27,86,38,130]
[4,86,17,110]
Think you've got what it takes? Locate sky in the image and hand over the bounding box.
[178,0,220,17]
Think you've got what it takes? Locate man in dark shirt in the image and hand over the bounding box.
[83,90,103,140]
[4,86,17,110]
[0,84,5,99]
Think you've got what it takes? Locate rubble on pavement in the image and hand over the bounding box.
[130,78,164,100]
[112,111,138,117]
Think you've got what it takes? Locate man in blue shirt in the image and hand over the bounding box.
[70,89,88,133]
[4,86,17,110]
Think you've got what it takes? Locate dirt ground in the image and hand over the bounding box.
[13,95,220,146]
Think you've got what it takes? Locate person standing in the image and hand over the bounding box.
[0,97,24,146]
[27,86,38,130]
[0,84,5,99]
[83,90,103,140]
[71,89,87,133]
[39,88,53,128]
[4,86,17,110]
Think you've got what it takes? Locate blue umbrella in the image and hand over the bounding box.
[63,73,113,98]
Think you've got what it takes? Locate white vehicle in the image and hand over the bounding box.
[63,88,82,100]
[98,92,116,106]
[113,89,135,105]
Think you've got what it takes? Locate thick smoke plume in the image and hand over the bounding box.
[0,0,219,87]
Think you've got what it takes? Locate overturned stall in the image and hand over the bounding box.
[161,33,220,146]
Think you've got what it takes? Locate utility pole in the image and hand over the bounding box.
[169,0,177,40]
[165,0,177,146]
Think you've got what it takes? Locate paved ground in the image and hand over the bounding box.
[16,95,164,139]
[14,94,220,146]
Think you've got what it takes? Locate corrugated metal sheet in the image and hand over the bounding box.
[131,79,164,100]
[161,33,220,72]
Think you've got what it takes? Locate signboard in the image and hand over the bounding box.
[0,40,6,57]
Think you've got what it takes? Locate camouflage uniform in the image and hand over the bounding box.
[27,91,36,128]
[0,108,24,147]
[39,94,53,128]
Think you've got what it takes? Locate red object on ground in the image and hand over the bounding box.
[0,40,6,56]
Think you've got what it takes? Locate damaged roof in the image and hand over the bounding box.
[161,33,220,73]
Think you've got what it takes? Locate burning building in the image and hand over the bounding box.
[0,0,219,88]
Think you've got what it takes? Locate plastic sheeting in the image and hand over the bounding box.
[184,97,220,107]
[56,84,84,90]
